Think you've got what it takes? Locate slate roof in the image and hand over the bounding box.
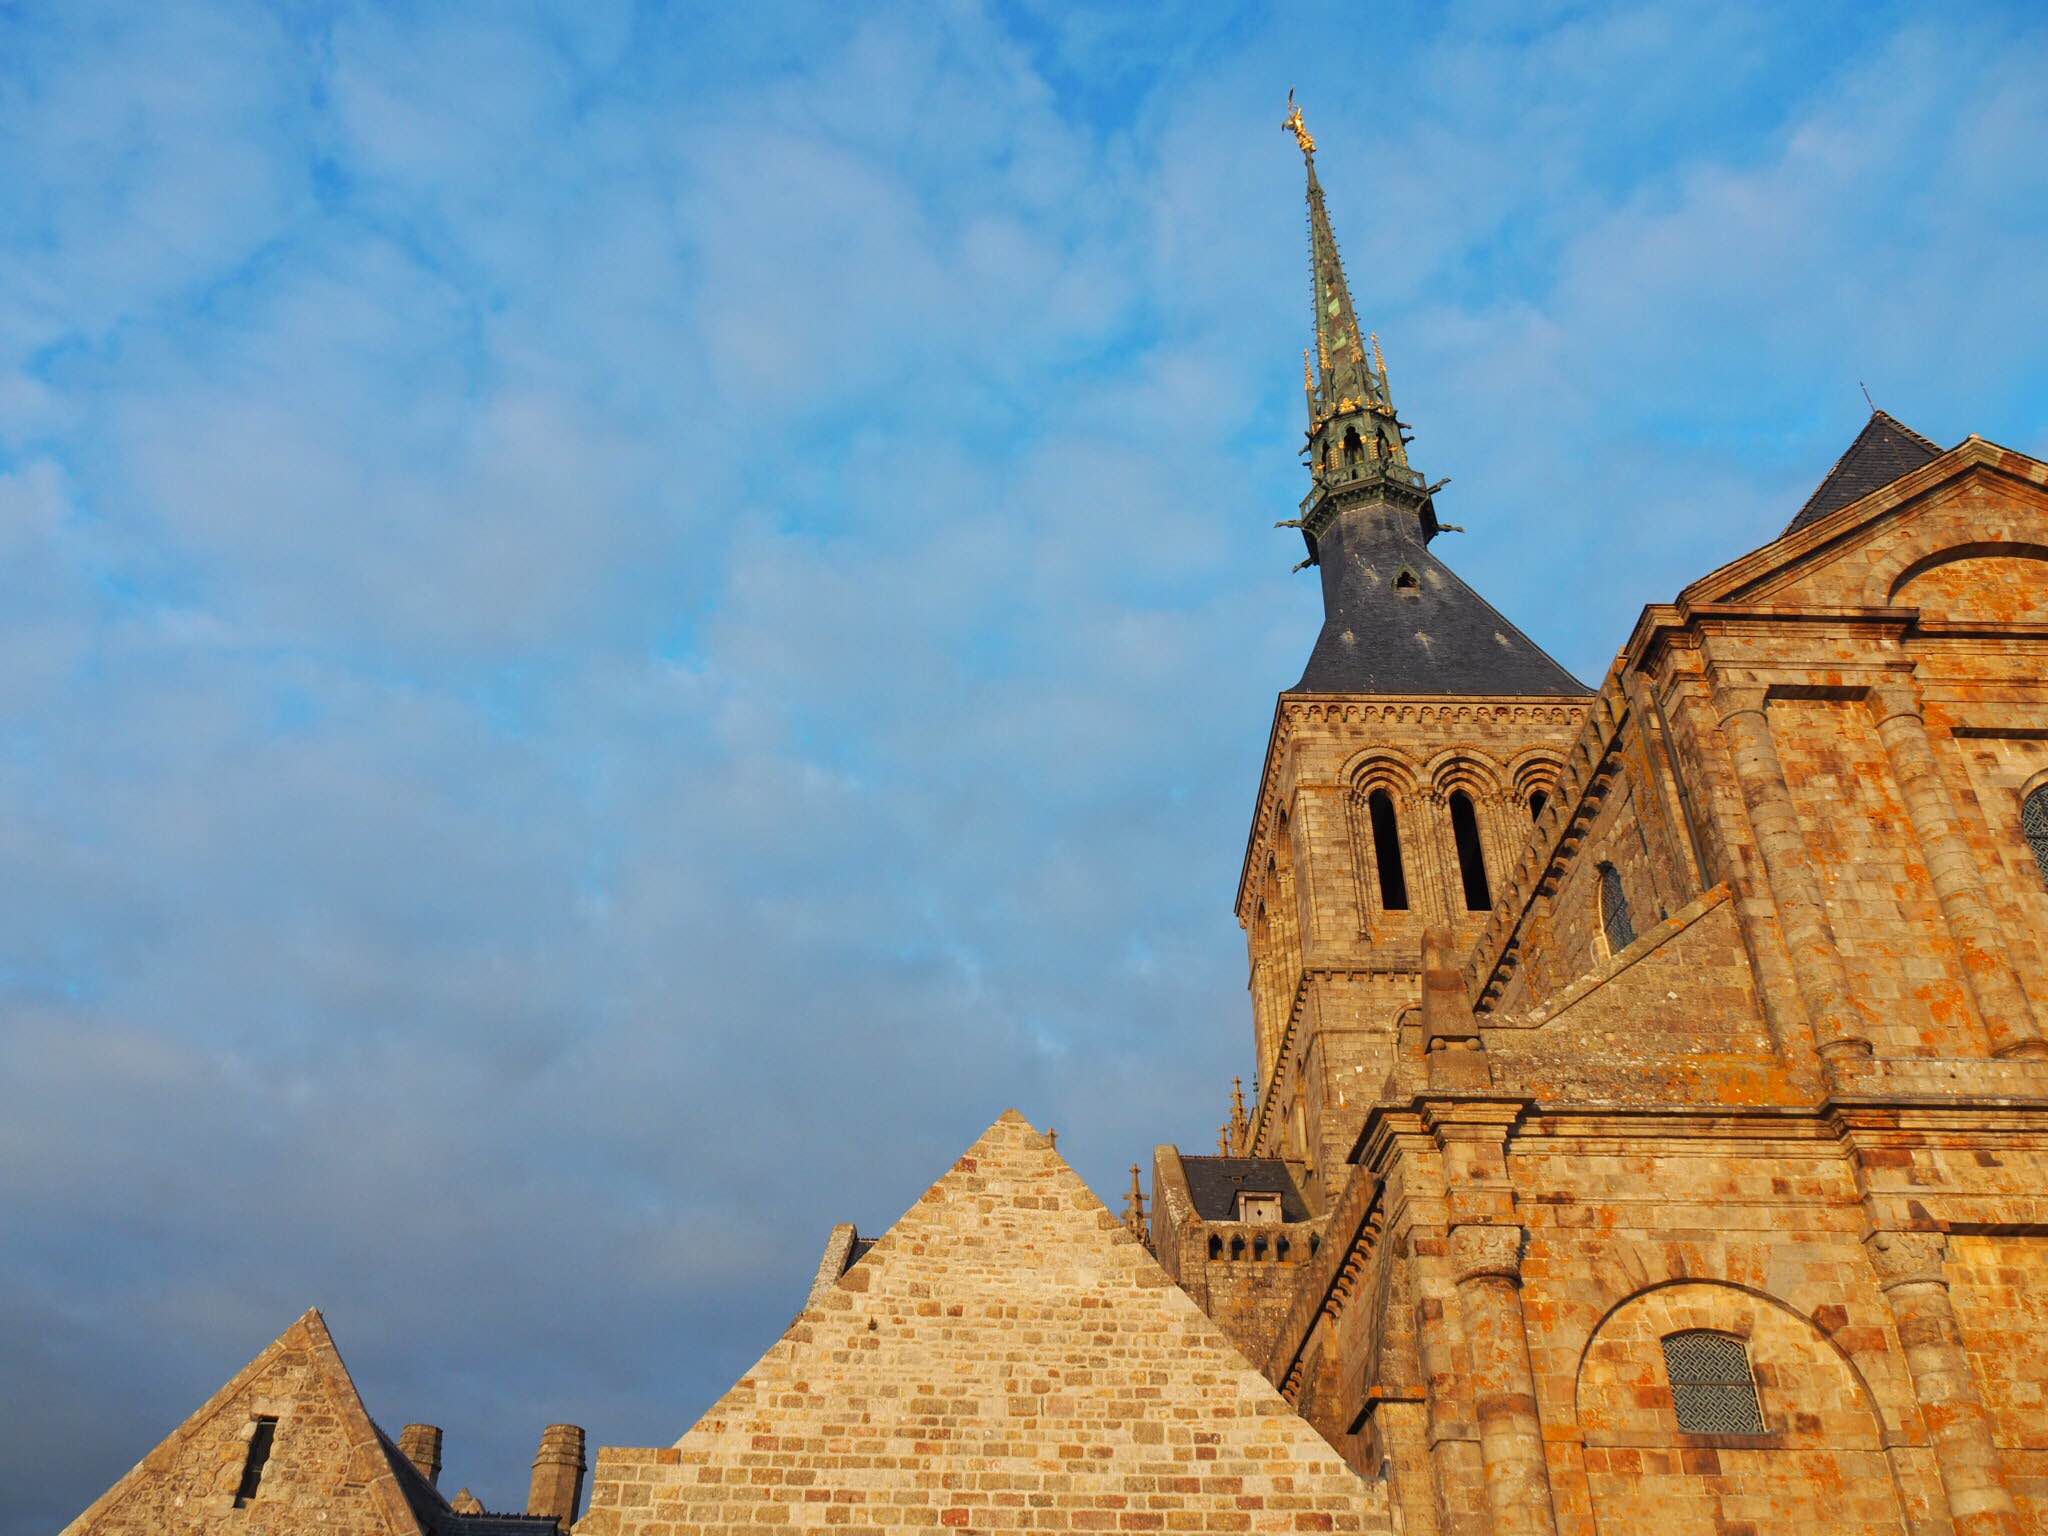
[1783,410,1943,535]
[1177,1155,1313,1222]
[1295,503,1587,696]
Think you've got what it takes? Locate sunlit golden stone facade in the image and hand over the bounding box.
[1158,432,2048,1536]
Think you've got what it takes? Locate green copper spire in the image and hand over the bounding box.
[1279,93,1435,568]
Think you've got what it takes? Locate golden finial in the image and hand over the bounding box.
[1370,331,1387,383]
[1283,89,1315,158]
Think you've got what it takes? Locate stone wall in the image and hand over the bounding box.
[587,1113,1390,1535]
[1186,438,2048,1536]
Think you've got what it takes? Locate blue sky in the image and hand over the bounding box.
[4,0,2046,1527]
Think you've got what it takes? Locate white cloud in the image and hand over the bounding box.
[3,2,2046,1528]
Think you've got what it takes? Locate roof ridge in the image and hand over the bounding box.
[1873,408,1942,453]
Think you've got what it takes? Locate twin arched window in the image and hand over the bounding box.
[1364,787,1491,913]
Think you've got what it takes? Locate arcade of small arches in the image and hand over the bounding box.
[1347,751,1565,924]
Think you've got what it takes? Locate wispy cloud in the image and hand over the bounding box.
[3,1,2045,1527]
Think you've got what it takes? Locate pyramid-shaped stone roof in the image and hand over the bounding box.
[581,1110,1391,1534]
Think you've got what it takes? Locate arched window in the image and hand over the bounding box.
[1599,862,1634,955]
[1342,426,1363,464]
[1661,1331,1765,1434]
[1528,790,1547,819]
[1393,566,1420,595]
[2024,785,2048,886]
[1367,790,1409,910]
[1449,791,1491,911]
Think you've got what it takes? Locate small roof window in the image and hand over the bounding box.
[1236,1191,1284,1224]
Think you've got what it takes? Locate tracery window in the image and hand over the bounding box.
[1367,790,1410,911]
[1448,791,1491,911]
[1661,1331,1766,1435]
[2024,785,2048,886]
[1599,862,1633,955]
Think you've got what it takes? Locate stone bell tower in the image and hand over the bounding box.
[1233,97,1590,1199]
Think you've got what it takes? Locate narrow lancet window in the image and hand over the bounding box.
[1661,1332,1765,1435]
[1367,790,1409,911]
[1449,792,1491,911]
[1599,862,1634,955]
[1528,790,1547,819]
[234,1417,279,1507]
[2024,786,2048,887]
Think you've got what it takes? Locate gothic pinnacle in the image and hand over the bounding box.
[1280,93,1432,569]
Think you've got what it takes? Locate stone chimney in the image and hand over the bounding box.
[397,1423,442,1488]
[526,1423,586,1529]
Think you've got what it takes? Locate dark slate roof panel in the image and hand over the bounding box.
[1294,504,1588,696]
[1179,1156,1313,1222]
[1783,410,1943,535]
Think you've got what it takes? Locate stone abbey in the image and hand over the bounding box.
[65,104,2048,1536]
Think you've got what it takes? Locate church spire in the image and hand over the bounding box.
[1274,97,1584,698]
[1289,91,1388,425]
[1278,92,1431,570]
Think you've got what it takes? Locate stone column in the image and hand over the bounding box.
[1413,1228,1485,1535]
[1868,686,2047,1059]
[1715,687,1872,1061]
[1665,676,1811,1061]
[1866,1231,2022,1536]
[1449,1223,1558,1536]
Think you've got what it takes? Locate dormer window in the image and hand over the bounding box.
[1236,1191,1283,1223]
[1394,567,1419,595]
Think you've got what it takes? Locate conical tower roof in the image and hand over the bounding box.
[1295,506,1587,694]
[583,1110,1392,1535]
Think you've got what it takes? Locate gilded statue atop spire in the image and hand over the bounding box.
[1283,89,1315,158]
